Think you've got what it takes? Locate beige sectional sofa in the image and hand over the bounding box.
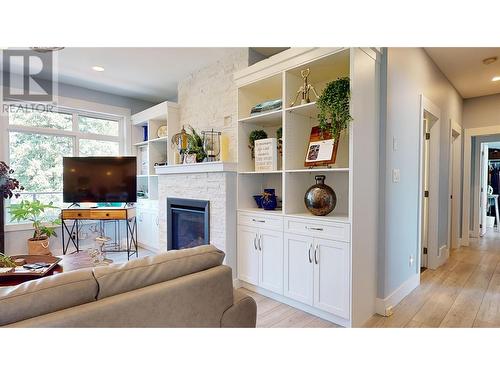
[0,245,256,328]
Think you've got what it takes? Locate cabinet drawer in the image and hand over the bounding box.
[90,210,128,220]
[285,218,350,242]
[238,212,283,230]
[61,210,88,220]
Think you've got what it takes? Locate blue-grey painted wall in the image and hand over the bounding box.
[379,48,463,299]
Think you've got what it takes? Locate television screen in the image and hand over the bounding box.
[63,157,137,203]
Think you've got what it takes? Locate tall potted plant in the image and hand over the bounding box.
[8,200,60,255]
[0,161,24,253]
[317,77,353,163]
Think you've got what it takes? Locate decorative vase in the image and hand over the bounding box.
[261,189,277,210]
[27,237,52,255]
[304,175,336,216]
[253,195,263,208]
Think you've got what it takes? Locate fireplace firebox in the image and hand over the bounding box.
[166,198,209,250]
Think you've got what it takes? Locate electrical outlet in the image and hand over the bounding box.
[392,168,400,183]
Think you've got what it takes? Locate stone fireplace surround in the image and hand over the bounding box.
[157,162,237,277]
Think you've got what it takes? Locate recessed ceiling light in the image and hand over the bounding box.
[92,66,105,72]
[492,76,500,82]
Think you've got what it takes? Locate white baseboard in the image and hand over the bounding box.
[233,279,241,289]
[375,272,420,316]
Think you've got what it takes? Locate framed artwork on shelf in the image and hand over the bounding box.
[255,138,278,171]
[304,126,338,167]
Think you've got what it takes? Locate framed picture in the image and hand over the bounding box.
[255,138,278,172]
[304,126,338,167]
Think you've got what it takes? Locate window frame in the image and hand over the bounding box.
[3,104,126,231]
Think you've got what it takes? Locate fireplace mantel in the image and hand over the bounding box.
[155,162,237,175]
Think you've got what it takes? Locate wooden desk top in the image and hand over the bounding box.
[61,207,136,220]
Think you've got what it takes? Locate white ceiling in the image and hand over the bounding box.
[425,48,500,99]
[3,48,239,103]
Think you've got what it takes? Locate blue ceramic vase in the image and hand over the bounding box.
[261,189,277,210]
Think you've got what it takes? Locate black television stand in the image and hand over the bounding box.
[67,203,81,208]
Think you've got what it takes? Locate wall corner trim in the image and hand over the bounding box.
[375,273,420,316]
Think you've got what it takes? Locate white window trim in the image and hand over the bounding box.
[2,98,132,231]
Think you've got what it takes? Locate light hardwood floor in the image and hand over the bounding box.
[239,230,500,328]
[364,229,500,328]
[238,287,339,328]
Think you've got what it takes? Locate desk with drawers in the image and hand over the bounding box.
[60,207,138,260]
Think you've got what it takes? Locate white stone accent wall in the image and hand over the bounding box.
[158,172,237,274]
[177,48,249,163]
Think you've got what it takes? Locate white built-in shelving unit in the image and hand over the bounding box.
[234,47,380,327]
[131,101,180,251]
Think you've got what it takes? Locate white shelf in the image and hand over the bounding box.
[238,109,282,127]
[239,170,283,175]
[285,168,350,173]
[238,208,284,216]
[134,140,149,147]
[286,211,350,223]
[155,161,238,175]
[285,101,319,118]
[149,136,169,143]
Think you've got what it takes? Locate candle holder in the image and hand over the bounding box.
[202,129,222,162]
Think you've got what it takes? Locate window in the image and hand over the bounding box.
[5,105,124,223]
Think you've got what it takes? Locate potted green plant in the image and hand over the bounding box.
[8,200,61,255]
[317,77,353,163]
[0,161,24,254]
[248,129,268,159]
[184,126,207,163]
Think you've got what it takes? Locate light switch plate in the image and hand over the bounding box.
[392,168,400,183]
[393,136,399,151]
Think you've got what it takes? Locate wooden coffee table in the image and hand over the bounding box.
[0,252,110,287]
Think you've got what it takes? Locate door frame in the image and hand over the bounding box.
[462,125,500,246]
[448,119,462,249]
[417,95,441,270]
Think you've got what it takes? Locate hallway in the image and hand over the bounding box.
[364,231,500,327]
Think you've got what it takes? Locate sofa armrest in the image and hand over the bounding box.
[221,289,257,328]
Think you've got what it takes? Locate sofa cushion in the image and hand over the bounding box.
[93,245,225,299]
[0,268,98,326]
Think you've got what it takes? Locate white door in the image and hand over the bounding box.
[237,225,259,285]
[480,143,489,237]
[313,238,350,319]
[283,233,313,305]
[259,228,284,294]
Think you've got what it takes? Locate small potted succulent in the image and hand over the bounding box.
[8,200,61,255]
[0,161,24,253]
[0,252,16,268]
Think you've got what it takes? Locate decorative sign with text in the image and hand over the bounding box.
[255,138,278,172]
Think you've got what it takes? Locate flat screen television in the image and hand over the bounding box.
[63,157,137,203]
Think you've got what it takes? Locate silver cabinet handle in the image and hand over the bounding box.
[314,244,319,264]
[253,234,258,251]
[259,234,263,251]
[252,218,266,223]
[306,226,324,231]
[308,243,313,263]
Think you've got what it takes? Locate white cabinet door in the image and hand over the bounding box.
[151,212,160,249]
[284,233,313,305]
[237,225,260,285]
[313,238,350,319]
[137,210,150,247]
[259,228,283,294]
